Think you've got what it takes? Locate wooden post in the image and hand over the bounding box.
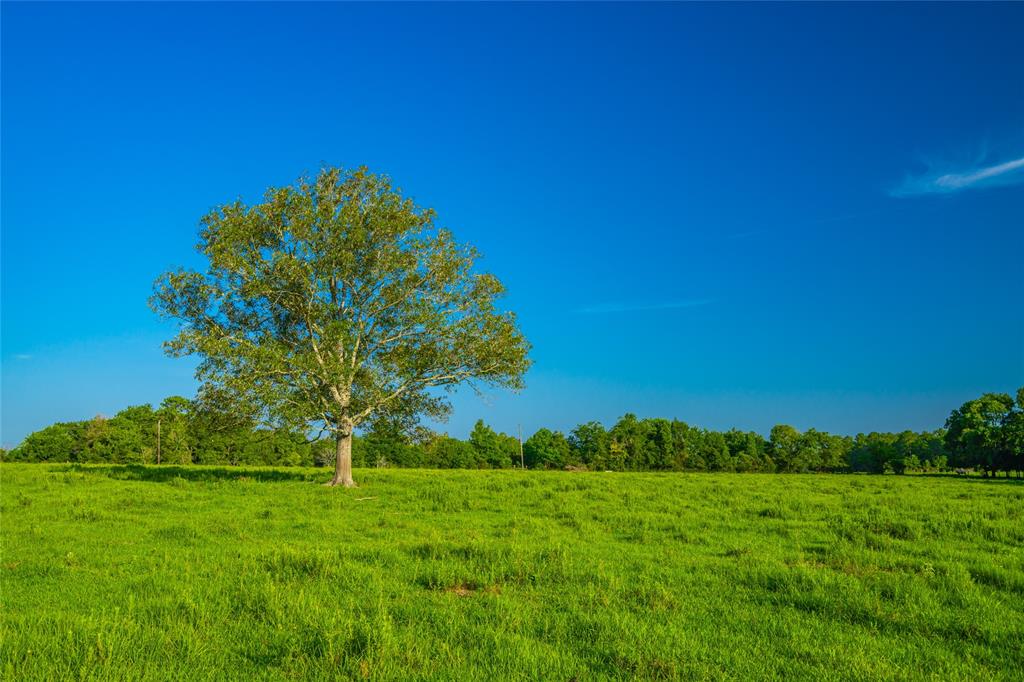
[518,423,524,469]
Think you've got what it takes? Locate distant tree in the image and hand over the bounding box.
[152,167,530,487]
[769,425,802,472]
[312,439,336,468]
[945,392,1015,476]
[81,416,113,462]
[10,423,78,462]
[240,429,311,467]
[670,421,702,471]
[723,429,749,470]
[900,454,921,473]
[497,432,522,468]
[609,414,649,470]
[796,429,850,473]
[997,388,1024,477]
[644,418,676,470]
[104,418,147,463]
[569,422,610,469]
[113,405,154,430]
[703,431,733,472]
[849,432,893,473]
[523,428,572,469]
[468,419,498,464]
[424,435,476,469]
[725,429,771,472]
[188,404,255,465]
[913,430,948,471]
[109,404,158,463]
[157,397,194,465]
[468,420,515,468]
[357,420,424,468]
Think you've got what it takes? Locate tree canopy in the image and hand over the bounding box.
[945,390,1024,476]
[8,388,1021,477]
[151,167,530,486]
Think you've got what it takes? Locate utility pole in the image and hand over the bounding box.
[518,423,524,469]
[156,418,162,465]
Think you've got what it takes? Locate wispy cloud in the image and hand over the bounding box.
[574,299,712,315]
[14,354,33,361]
[892,154,1024,197]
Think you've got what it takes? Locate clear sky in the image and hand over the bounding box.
[2,2,1022,448]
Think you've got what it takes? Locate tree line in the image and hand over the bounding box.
[6,388,1022,476]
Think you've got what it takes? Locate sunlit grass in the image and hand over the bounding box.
[2,464,1022,680]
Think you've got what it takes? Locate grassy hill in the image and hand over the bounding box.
[2,464,1022,680]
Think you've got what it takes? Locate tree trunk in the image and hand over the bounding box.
[327,432,356,487]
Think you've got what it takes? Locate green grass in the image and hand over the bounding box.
[2,464,1023,680]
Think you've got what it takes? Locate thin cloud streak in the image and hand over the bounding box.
[574,299,713,315]
[934,157,1024,190]
[893,154,1024,197]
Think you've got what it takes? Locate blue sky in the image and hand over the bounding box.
[2,3,1022,447]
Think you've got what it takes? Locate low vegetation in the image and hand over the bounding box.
[2,464,1022,680]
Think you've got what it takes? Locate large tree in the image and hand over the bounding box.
[152,167,530,486]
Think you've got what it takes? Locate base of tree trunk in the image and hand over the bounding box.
[326,432,357,488]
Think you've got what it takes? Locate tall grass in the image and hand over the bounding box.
[2,464,1022,680]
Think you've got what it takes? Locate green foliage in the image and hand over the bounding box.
[945,391,1024,476]
[568,421,610,468]
[468,420,517,468]
[769,424,802,471]
[150,166,531,457]
[9,422,79,462]
[523,428,572,469]
[3,464,1022,680]
[423,435,477,469]
[157,397,193,465]
[849,430,951,475]
[11,388,1023,476]
[9,399,315,468]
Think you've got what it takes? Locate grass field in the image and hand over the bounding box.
[2,464,1023,680]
